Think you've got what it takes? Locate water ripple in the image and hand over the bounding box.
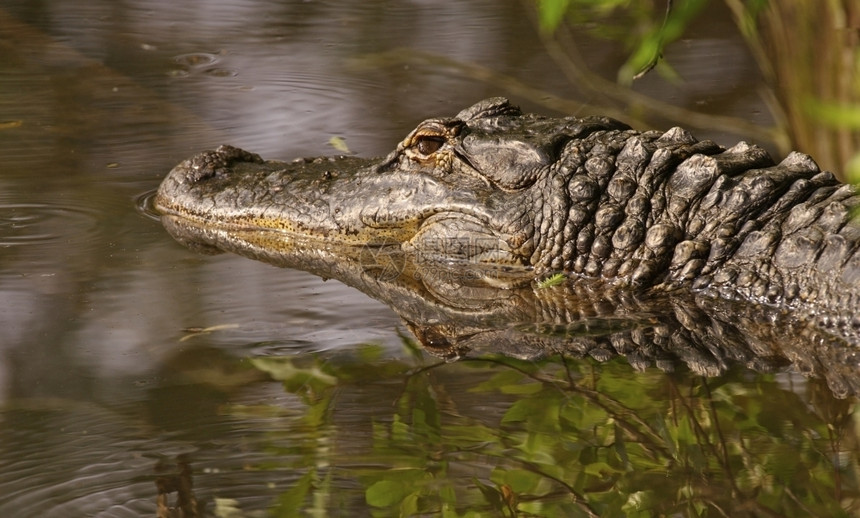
[0,202,103,247]
[134,189,161,222]
[0,401,187,517]
[0,389,315,517]
[170,52,236,78]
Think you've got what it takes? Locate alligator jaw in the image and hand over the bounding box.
[155,145,404,243]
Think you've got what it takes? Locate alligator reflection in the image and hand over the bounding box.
[162,215,860,398]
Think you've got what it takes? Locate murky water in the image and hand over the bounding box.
[1,1,858,516]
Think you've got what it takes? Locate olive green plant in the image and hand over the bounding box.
[538,0,860,180]
[722,0,860,180]
[537,0,709,85]
[243,341,860,516]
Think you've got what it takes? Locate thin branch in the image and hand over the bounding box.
[543,25,784,146]
[632,0,673,80]
[353,47,784,148]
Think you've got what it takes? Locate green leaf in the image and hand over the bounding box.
[559,399,609,430]
[328,135,351,153]
[502,397,560,432]
[500,382,544,395]
[213,497,244,518]
[366,479,411,507]
[847,153,860,185]
[805,99,860,129]
[622,490,657,512]
[584,461,620,476]
[499,468,544,493]
[400,492,419,516]
[471,369,526,393]
[536,272,566,289]
[357,343,385,362]
[249,357,337,392]
[272,471,315,516]
[537,0,572,34]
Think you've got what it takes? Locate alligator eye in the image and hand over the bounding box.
[415,136,444,156]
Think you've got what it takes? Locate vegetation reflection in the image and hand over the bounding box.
[245,339,860,517]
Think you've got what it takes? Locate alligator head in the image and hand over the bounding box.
[156,98,638,274]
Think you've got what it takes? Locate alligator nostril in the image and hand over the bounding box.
[184,145,263,183]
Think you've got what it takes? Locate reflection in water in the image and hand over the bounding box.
[143,213,860,515]
[159,213,860,397]
[0,401,182,516]
[2,346,857,516]
[290,351,858,516]
[170,53,236,79]
[155,456,199,518]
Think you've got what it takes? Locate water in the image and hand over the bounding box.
[0,1,858,516]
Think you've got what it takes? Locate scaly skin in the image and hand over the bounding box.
[155,98,860,340]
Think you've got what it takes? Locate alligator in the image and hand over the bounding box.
[156,98,859,326]
[155,98,860,383]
